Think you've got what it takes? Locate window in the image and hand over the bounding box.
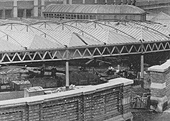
[90,15,96,19]
[54,14,57,18]
[49,14,53,18]
[71,14,75,19]
[77,15,80,19]
[85,15,89,19]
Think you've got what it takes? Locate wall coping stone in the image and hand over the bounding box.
[0,77,133,108]
[148,59,170,73]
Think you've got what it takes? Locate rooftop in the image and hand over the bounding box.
[44,4,146,14]
[0,19,169,53]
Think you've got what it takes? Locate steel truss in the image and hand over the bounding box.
[1,41,170,64]
[0,20,169,65]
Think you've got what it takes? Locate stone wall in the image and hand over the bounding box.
[0,78,133,121]
[148,60,170,112]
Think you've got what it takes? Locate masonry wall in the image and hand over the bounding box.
[0,79,133,121]
[148,61,170,112]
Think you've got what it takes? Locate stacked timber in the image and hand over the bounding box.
[148,59,170,112]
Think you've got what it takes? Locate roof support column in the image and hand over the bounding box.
[69,0,72,4]
[34,0,38,17]
[127,0,132,5]
[95,0,97,4]
[140,39,144,88]
[113,0,116,5]
[65,61,69,88]
[63,0,67,4]
[105,0,107,4]
[23,9,27,18]
[13,0,18,18]
[83,0,85,4]
[2,9,5,19]
[41,0,45,17]
[141,54,144,79]
[121,0,124,4]
[131,0,136,5]
[65,49,70,89]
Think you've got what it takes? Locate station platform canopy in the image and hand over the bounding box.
[0,19,169,64]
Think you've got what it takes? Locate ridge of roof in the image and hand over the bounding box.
[44,4,146,14]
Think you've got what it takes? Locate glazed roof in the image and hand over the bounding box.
[0,19,169,52]
[44,4,146,14]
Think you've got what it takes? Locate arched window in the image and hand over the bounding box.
[77,15,80,19]
[74,14,76,19]
[80,15,83,19]
[55,14,57,18]
[85,15,88,19]
[83,15,86,19]
[49,14,53,18]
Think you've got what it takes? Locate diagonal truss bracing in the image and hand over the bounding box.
[0,41,170,64]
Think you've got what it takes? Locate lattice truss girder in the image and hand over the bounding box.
[0,41,170,64]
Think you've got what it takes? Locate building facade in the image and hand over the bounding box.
[0,0,137,19]
[0,0,169,19]
[43,4,146,21]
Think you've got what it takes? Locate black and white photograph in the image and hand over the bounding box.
[0,0,170,121]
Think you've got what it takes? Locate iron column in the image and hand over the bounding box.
[140,39,144,81]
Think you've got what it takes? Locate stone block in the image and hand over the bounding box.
[150,96,168,112]
[24,86,44,97]
[149,72,165,83]
[151,88,166,97]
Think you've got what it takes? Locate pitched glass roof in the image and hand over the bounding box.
[0,19,169,53]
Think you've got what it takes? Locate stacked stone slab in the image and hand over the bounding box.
[148,60,170,112]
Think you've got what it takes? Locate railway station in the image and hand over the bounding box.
[0,0,170,121]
